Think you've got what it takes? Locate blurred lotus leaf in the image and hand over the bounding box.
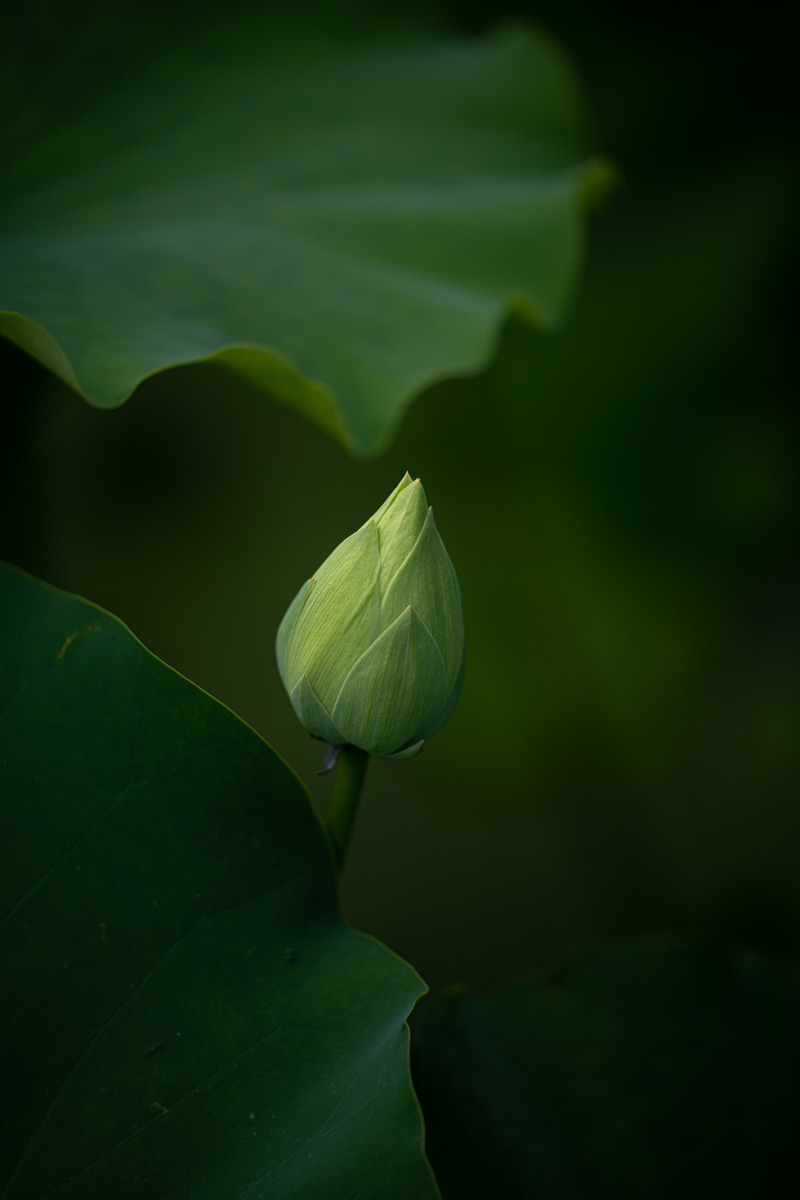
[0,1,610,456]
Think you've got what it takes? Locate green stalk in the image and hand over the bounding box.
[326,745,370,872]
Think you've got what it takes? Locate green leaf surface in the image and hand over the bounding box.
[0,563,437,1200]
[0,3,609,456]
[412,938,800,1199]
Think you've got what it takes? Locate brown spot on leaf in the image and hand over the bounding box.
[57,624,100,660]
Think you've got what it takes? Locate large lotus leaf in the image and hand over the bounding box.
[0,563,438,1200]
[411,938,800,1198]
[0,2,609,456]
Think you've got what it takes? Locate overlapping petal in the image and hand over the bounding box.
[373,477,429,598]
[276,576,313,690]
[280,522,380,711]
[380,508,464,691]
[332,606,448,757]
[289,674,346,746]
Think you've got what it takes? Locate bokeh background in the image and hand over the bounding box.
[2,0,797,993]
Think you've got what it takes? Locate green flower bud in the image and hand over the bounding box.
[276,474,465,760]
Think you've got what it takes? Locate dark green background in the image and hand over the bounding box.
[2,0,797,996]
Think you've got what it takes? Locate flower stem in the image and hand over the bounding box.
[326,745,370,872]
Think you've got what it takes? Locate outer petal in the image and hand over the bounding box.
[380,508,464,690]
[283,521,380,711]
[289,674,345,745]
[374,477,429,598]
[332,606,448,757]
[424,636,466,739]
[275,577,313,691]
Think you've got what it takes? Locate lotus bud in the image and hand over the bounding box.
[276,474,465,760]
